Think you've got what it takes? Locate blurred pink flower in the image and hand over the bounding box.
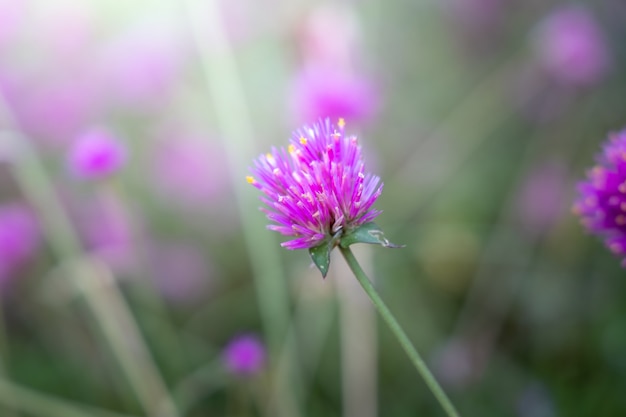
[534,6,610,86]
[68,128,127,179]
[0,0,24,48]
[0,75,97,144]
[96,20,186,109]
[296,3,360,70]
[289,4,379,125]
[28,1,95,62]
[223,334,266,376]
[0,203,40,283]
[290,68,378,124]
[152,136,229,205]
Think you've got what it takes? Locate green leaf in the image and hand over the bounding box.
[339,222,404,249]
[308,231,345,277]
[309,241,332,278]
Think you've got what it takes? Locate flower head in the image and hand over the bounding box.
[68,128,127,179]
[248,118,383,250]
[534,6,610,86]
[290,69,378,124]
[222,334,266,376]
[573,129,626,265]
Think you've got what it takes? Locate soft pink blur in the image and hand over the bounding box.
[68,128,127,180]
[289,4,379,124]
[290,68,378,124]
[534,6,610,86]
[223,334,266,376]
[95,19,187,111]
[152,135,230,206]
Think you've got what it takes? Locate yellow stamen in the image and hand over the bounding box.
[338,118,345,128]
[299,137,307,145]
[288,144,296,154]
[265,153,275,163]
[246,176,256,184]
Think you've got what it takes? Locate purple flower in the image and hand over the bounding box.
[573,129,626,265]
[534,6,610,86]
[95,19,186,109]
[68,128,127,179]
[0,203,40,283]
[9,77,98,146]
[290,69,378,124]
[247,118,383,250]
[222,334,266,376]
[152,135,229,206]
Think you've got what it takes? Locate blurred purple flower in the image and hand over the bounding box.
[0,0,24,48]
[534,6,610,86]
[290,68,378,124]
[29,1,95,62]
[573,129,626,265]
[152,136,229,205]
[247,118,383,250]
[296,3,360,70]
[96,20,186,109]
[0,204,40,283]
[68,128,127,179]
[7,77,98,146]
[223,334,266,376]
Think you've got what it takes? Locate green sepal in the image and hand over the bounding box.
[308,231,342,278]
[339,222,404,249]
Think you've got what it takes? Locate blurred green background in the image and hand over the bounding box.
[0,0,625,416]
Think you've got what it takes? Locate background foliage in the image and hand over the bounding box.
[0,0,625,416]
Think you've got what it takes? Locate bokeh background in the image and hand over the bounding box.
[1,0,625,416]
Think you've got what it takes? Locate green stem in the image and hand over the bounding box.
[0,377,140,417]
[338,246,460,417]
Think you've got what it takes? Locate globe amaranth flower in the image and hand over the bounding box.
[247,118,383,250]
[222,334,266,376]
[68,128,127,179]
[573,129,626,265]
[534,6,610,86]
